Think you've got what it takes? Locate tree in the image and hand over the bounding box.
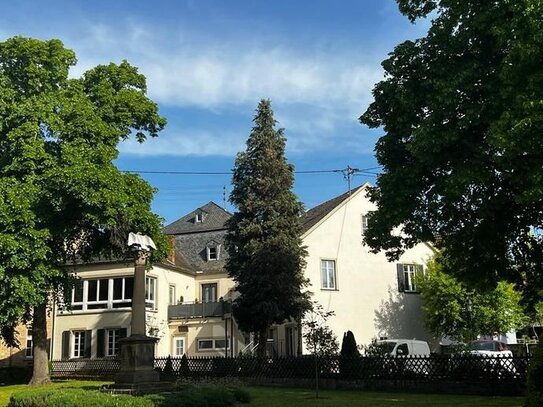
[303,302,338,357]
[226,99,310,357]
[418,255,527,343]
[0,36,167,384]
[359,0,543,298]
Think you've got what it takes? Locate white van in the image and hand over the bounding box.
[375,339,430,356]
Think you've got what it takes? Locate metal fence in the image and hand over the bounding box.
[51,354,531,383]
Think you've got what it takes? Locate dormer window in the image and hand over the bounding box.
[195,213,203,223]
[206,244,221,261]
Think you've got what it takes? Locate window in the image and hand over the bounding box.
[145,276,157,310]
[201,283,217,303]
[397,264,423,293]
[197,338,230,351]
[169,284,176,305]
[361,215,369,235]
[321,260,336,290]
[174,337,185,356]
[25,329,33,358]
[112,277,133,308]
[72,331,86,358]
[106,329,121,357]
[206,244,221,261]
[195,213,203,223]
[71,277,133,312]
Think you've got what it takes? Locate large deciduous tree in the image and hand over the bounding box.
[418,255,527,343]
[0,36,167,384]
[360,1,543,300]
[226,99,310,357]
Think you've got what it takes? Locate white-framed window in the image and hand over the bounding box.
[145,276,157,310]
[361,215,369,235]
[106,329,121,357]
[169,284,176,306]
[201,283,218,303]
[197,338,230,351]
[398,264,423,293]
[195,213,203,223]
[174,337,185,356]
[321,259,337,290]
[25,329,33,358]
[72,331,86,358]
[206,244,220,261]
[71,276,133,311]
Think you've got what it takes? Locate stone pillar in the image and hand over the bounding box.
[115,249,159,385]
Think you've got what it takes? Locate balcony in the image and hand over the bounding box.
[168,301,232,320]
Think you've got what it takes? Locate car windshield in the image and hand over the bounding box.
[376,342,397,354]
[468,341,500,351]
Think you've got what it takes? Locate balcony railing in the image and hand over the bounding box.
[168,301,232,320]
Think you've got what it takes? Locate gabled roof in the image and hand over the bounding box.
[163,201,232,235]
[301,184,368,234]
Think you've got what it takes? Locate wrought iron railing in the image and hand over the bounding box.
[168,301,232,320]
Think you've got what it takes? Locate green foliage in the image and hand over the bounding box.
[8,389,152,407]
[526,341,543,407]
[360,0,543,302]
[340,331,359,357]
[339,331,360,379]
[225,99,310,349]
[0,36,167,382]
[145,385,250,407]
[0,367,32,385]
[303,302,338,357]
[7,385,250,407]
[418,255,528,342]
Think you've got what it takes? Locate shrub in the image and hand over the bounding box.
[526,341,543,407]
[145,384,250,407]
[340,331,360,379]
[8,389,153,407]
[0,366,32,385]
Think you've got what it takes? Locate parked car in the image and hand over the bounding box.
[372,339,431,377]
[452,340,517,377]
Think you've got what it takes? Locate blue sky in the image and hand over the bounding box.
[0,1,430,225]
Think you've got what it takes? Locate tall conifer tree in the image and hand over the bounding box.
[226,99,310,356]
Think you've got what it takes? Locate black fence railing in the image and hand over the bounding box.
[51,354,531,383]
[168,301,232,320]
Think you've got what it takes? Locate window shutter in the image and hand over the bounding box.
[120,328,128,339]
[61,331,71,360]
[84,330,92,358]
[96,329,105,358]
[396,264,405,292]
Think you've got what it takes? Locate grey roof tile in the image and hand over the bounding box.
[163,201,231,235]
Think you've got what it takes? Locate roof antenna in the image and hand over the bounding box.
[223,185,227,210]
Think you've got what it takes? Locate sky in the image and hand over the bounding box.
[0,1,431,225]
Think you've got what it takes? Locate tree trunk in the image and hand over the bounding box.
[257,328,268,357]
[29,300,50,385]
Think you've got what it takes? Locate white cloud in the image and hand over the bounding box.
[119,129,245,157]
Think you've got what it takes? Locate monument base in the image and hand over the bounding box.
[115,334,160,385]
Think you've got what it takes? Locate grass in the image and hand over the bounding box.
[244,386,525,407]
[0,381,525,407]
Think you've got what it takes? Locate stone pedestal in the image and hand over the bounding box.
[115,334,159,384]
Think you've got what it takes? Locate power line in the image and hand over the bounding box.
[123,167,380,176]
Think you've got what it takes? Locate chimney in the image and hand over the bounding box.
[167,235,176,265]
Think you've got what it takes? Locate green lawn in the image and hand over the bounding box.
[0,381,525,407]
[245,386,524,407]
